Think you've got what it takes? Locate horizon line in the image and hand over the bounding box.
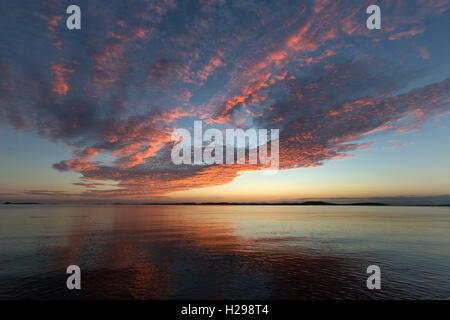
[3,201,450,207]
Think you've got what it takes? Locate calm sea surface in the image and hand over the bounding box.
[0,205,449,299]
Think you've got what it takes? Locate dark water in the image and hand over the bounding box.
[0,205,449,299]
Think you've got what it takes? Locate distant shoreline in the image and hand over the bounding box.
[2,201,450,207]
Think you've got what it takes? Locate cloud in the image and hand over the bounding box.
[22,190,75,197]
[50,61,74,95]
[50,73,449,198]
[385,140,404,150]
[147,59,187,84]
[388,27,426,40]
[419,47,430,60]
[0,0,449,199]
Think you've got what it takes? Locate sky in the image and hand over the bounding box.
[0,0,449,203]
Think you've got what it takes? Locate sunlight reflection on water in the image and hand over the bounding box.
[0,205,449,299]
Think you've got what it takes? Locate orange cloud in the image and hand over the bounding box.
[50,61,74,95]
[389,27,425,40]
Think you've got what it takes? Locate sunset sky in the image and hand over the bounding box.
[0,0,449,203]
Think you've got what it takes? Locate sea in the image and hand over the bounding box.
[0,205,449,299]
